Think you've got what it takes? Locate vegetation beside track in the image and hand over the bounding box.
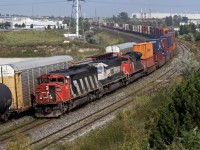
[0,29,122,59]
[177,39,200,61]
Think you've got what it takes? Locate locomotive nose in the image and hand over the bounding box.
[0,83,12,114]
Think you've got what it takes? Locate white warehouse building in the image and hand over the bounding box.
[10,17,63,29]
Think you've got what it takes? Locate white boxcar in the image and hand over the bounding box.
[106,42,137,55]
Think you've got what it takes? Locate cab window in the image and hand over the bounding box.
[50,78,57,82]
[37,78,49,84]
[97,66,103,74]
[58,78,64,84]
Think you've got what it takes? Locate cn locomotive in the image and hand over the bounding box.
[34,52,144,117]
[34,22,177,118]
[0,56,73,121]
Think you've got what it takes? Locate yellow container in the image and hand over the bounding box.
[163,27,169,35]
[133,42,153,59]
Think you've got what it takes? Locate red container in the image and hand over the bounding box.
[153,51,164,64]
[153,53,159,62]
[166,33,175,44]
[158,28,164,36]
[168,46,173,57]
[155,28,159,37]
[158,51,165,67]
[142,26,145,34]
[169,45,173,53]
[141,57,155,68]
[160,38,168,51]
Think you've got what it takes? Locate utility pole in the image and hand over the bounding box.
[68,0,85,38]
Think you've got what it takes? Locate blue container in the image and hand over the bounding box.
[162,51,168,57]
[146,39,163,54]
[167,30,174,33]
[159,35,171,48]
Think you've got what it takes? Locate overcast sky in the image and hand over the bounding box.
[0,0,200,17]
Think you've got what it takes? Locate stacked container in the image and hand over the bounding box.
[160,35,172,60]
[163,28,170,35]
[146,39,165,67]
[133,43,156,74]
[167,31,176,56]
[173,42,177,55]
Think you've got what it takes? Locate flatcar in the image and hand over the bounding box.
[0,56,73,121]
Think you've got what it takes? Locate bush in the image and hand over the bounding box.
[148,68,200,149]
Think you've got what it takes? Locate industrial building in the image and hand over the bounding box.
[0,16,65,29]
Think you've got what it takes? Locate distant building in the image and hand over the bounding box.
[0,16,64,29]
[11,17,63,29]
[131,12,200,25]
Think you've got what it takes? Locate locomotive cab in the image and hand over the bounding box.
[35,74,70,104]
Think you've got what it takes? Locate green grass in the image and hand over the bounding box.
[0,30,67,46]
[94,31,124,47]
[0,30,122,58]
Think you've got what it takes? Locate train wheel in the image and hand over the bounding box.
[0,113,9,122]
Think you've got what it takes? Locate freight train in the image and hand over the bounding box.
[34,22,177,117]
[0,56,73,121]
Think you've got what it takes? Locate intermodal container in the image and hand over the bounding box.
[148,26,151,35]
[167,33,175,43]
[133,43,153,59]
[160,35,172,48]
[129,25,133,31]
[162,51,167,57]
[158,28,164,36]
[168,45,174,57]
[173,42,177,55]
[173,42,177,51]
[154,51,163,62]
[142,26,145,34]
[157,51,165,67]
[141,56,155,68]
[146,39,163,54]
[163,28,170,35]
[150,27,153,38]
[160,38,168,51]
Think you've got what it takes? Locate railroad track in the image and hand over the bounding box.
[0,119,51,143]
[27,44,187,149]
[28,66,180,150]
[0,35,189,150]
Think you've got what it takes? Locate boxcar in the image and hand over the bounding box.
[0,55,73,120]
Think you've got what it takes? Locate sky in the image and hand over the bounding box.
[0,0,200,17]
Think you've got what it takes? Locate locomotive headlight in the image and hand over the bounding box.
[46,86,49,91]
[49,94,53,100]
